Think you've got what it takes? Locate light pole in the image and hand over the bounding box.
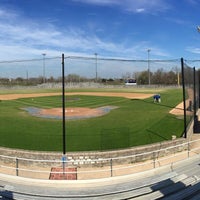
[197,26,200,32]
[197,26,200,109]
[94,53,98,82]
[147,49,151,85]
[42,53,46,83]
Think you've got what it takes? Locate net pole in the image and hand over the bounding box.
[198,70,200,109]
[193,67,198,133]
[62,53,66,155]
[181,58,187,138]
[193,67,196,116]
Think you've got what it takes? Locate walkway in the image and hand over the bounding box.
[1,154,200,199]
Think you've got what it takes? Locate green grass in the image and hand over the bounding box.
[0,86,163,95]
[0,88,184,152]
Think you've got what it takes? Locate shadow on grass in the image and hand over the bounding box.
[146,129,170,142]
[130,98,184,112]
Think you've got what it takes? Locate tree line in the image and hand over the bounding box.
[0,68,189,86]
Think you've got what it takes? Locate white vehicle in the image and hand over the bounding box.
[125,79,137,86]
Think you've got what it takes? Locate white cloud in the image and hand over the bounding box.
[0,18,169,60]
[0,7,18,19]
[165,17,192,26]
[136,8,145,13]
[124,0,170,14]
[186,0,200,5]
[0,12,135,59]
[186,47,200,54]
[0,4,170,62]
[72,0,120,6]
[72,0,170,14]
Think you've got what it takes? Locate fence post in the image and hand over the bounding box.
[16,158,19,176]
[110,159,113,177]
[193,67,196,115]
[153,151,156,168]
[62,155,67,176]
[188,140,190,158]
[181,58,187,138]
[198,70,200,109]
[62,53,66,155]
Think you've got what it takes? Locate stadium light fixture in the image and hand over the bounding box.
[197,26,200,32]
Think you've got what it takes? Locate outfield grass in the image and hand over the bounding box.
[0,88,184,152]
[0,86,163,95]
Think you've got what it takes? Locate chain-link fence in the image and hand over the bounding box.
[181,59,200,136]
[0,55,182,87]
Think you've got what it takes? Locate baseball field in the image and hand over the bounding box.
[0,87,184,152]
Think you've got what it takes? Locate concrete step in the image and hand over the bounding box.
[134,175,197,200]
[163,179,200,200]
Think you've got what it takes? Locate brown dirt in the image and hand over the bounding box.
[0,93,62,100]
[1,91,194,117]
[0,92,152,100]
[1,92,190,116]
[39,107,105,118]
[169,102,185,115]
[66,92,152,99]
[0,92,151,119]
[170,100,193,116]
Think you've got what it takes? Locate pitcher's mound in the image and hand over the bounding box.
[41,107,103,117]
[23,106,118,120]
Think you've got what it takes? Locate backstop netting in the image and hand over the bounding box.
[0,57,61,86]
[0,55,198,151]
[182,59,200,135]
[0,56,182,87]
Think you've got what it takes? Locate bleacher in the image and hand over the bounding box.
[1,156,200,199]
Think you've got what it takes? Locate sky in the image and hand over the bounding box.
[0,0,200,78]
[0,0,200,60]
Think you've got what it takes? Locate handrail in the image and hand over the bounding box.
[0,138,200,180]
[1,138,195,163]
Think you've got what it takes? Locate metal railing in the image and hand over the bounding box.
[1,138,200,180]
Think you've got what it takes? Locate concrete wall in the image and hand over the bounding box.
[0,138,188,168]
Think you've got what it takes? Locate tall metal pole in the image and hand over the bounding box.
[62,54,66,155]
[197,26,200,109]
[181,58,187,138]
[94,53,98,82]
[147,49,151,85]
[193,67,196,115]
[42,53,46,83]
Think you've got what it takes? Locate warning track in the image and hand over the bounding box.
[0,92,153,100]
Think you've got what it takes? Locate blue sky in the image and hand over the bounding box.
[0,0,200,61]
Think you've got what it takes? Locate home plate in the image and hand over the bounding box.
[66,109,75,113]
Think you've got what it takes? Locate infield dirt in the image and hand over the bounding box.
[0,92,152,100]
[0,92,185,116]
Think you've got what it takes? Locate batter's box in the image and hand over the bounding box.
[49,167,77,180]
